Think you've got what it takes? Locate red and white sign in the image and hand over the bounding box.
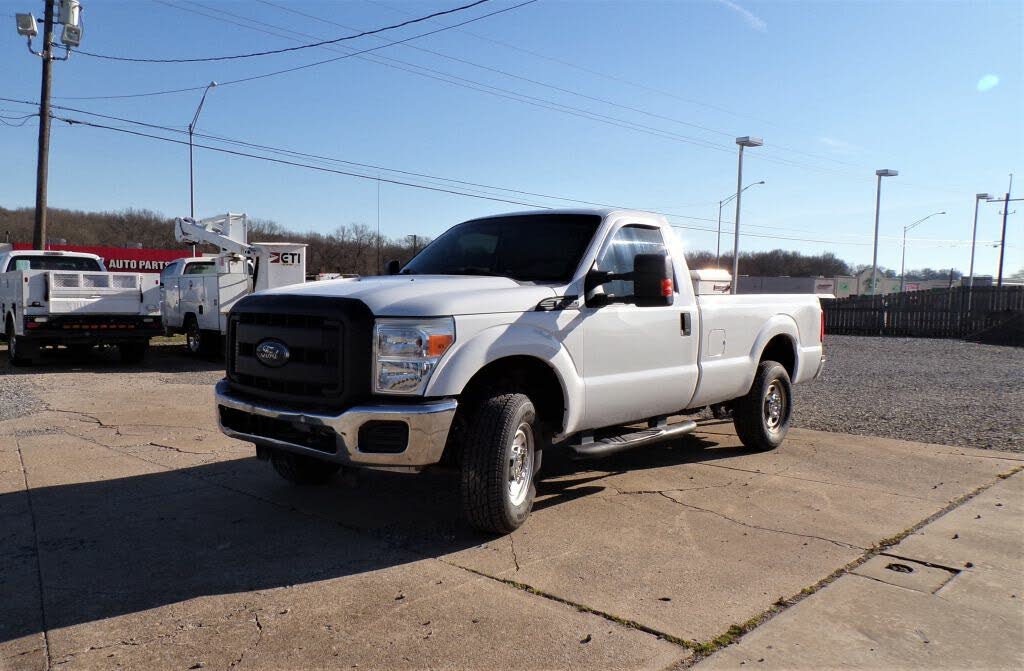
[12,243,188,273]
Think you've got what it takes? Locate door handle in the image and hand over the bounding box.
[680,312,692,336]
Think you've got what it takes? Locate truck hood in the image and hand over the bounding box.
[261,275,560,316]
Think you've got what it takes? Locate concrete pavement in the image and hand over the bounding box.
[1,349,1022,670]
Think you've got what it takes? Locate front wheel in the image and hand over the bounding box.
[734,361,792,451]
[270,451,342,485]
[460,392,539,534]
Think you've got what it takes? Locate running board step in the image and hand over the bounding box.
[569,420,697,460]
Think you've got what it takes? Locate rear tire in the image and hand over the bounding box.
[734,361,792,451]
[270,451,341,485]
[6,318,36,367]
[118,341,149,364]
[460,392,539,534]
[185,316,220,357]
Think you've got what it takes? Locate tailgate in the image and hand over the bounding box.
[46,271,144,315]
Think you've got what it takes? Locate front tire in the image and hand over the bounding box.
[270,451,341,485]
[734,361,792,451]
[460,392,539,534]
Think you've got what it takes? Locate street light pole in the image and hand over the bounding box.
[716,180,764,266]
[870,169,898,296]
[899,211,945,292]
[188,81,217,221]
[967,193,991,291]
[731,137,763,293]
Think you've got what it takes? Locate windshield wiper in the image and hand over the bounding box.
[444,266,503,277]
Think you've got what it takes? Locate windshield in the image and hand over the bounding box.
[401,214,600,283]
[7,255,103,272]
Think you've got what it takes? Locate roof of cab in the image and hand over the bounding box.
[0,249,103,261]
[465,207,666,223]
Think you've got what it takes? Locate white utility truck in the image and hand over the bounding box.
[213,209,825,533]
[161,213,307,355]
[0,247,163,365]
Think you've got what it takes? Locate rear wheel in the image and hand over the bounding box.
[184,316,220,356]
[270,451,342,485]
[460,392,539,534]
[6,318,37,367]
[734,361,792,451]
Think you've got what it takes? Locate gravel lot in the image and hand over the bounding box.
[793,335,1023,452]
[2,335,1020,451]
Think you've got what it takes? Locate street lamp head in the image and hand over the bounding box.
[876,169,898,177]
[208,81,218,88]
[736,136,763,148]
[976,193,990,200]
[15,13,37,38]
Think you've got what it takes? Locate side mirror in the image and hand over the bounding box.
[632,252,674,307]
[583,252,674,308]
[385,259,401,275]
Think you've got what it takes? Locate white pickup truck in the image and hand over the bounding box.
[214,209,825,533]
[0,249,163,365]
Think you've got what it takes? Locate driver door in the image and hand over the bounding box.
[580,223,699,428]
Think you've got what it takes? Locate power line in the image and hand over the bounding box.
[41,112,885,247]
[52,0,539,100]
[75,0,493,63]
[4,96,985,247]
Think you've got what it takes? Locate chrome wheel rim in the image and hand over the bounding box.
[9,333,16,358]
[508,422,534,507]
[763,381,786,432]
[186,326,200,352]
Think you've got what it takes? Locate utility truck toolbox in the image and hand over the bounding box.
[0,247,162,365]
[214,208,826,534]
[690,268,733,295]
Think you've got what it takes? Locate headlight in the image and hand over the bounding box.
[374,318,455,395]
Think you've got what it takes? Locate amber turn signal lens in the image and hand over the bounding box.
[427,334,454,357]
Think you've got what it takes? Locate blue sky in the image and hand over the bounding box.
[2,0,1021,276]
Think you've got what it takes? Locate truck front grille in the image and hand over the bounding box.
[226,294,374,408]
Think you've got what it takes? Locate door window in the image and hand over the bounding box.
[183,262,216,275]
[595,225,668,299]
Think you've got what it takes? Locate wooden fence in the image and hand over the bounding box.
[824,286,1024,339]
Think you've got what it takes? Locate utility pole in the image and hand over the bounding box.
[996,174,1013,287]
[17,0,81,250]
[32,0,56,250]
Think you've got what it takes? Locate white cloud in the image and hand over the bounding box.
[818,136,861,153]
[713,0,768,33]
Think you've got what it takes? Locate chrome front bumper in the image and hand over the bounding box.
[214,379,457,469]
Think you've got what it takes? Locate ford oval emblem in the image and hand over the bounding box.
[255,339,290,368]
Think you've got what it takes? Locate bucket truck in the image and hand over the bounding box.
[161,213,306,355]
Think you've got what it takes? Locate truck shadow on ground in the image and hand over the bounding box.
[2,433,738,644]
[0,344,224,376]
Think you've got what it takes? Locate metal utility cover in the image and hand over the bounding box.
[853,555,959,594]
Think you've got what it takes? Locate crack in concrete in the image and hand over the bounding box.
[656,492,865,550]
[509,535,521,573]
[14,435,52,671]
[148,442,215,456]
[227,612,264,670]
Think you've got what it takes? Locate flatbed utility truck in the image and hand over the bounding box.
[0,247,162,365]
[160,213,306,354]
